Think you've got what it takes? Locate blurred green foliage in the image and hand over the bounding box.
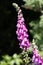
[29,15,43,57]
[23,0,43,12]
[0,54,23,65]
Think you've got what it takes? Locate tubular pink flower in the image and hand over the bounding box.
[16,7,30,49]
[19,38,30,49]
[13,3,43,65]
[32,43,43,65]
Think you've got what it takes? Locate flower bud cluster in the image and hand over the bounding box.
[16,8,30,49]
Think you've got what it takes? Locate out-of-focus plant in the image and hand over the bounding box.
[29,15,43,57]
[22,0,43,13]
[0,54,23,65]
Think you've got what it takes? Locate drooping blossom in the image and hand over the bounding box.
[32,40,43,65]
[16,7,30,49]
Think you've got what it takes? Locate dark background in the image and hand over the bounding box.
[0,0,41,56]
